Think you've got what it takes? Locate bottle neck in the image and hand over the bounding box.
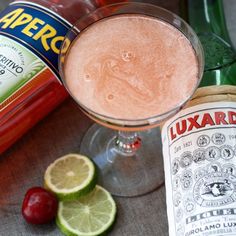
[181,0,231,42]
[181,0,236,87]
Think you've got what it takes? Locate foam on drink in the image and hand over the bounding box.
[64,14,199,120]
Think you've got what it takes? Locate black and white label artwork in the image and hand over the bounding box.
[162,102,236,236]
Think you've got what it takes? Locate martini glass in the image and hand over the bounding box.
[59,2,204,197]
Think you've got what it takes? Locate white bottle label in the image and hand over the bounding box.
[0,35,45,104]
[162,102,236,236]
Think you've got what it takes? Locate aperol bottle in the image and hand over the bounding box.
[0,0,106,154]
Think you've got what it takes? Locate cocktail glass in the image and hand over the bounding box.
[59,2,204,197]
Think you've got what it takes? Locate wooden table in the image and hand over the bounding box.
[1,0,235,235]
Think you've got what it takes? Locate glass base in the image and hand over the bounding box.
[80,124,164,197]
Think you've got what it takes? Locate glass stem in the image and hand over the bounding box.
[114,131,142,155]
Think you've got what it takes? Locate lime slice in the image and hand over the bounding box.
[56,185,116,236]
[44,154,97,201]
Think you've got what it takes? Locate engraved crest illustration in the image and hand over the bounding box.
[176,223,185,236]
[207,162,222,173]
[181,170,193,190]
[194,172,236,207]
[197,135,210,147]
[173,175,181,191]
[173,192,182,207]
[205,146,221,161]
[193,148,206,164]
[183,197,196,213]
[180,152,193,168]
[211,133,226,145]
[194,167,207,181]
[220,145,234,160]
[202,179,233,198]
[223,164,236,175]
[172,158,180,175]
[175,207,183,222]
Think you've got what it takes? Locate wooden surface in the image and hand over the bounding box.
[1,0,236,236]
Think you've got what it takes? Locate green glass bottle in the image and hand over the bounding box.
[181,0,236,87]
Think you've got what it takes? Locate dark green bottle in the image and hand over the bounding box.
[180,0,236,87]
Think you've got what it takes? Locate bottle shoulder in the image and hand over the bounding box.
[13,0,99,24]
[181,0,236,87]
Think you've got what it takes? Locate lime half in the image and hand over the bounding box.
[44,154,96,201]
[56,185,117,236]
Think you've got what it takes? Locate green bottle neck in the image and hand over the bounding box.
[181,0,236,87]
[181,0,231,42]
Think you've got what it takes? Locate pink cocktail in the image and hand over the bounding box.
[59,2,204,197]
[65,15,198,121]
